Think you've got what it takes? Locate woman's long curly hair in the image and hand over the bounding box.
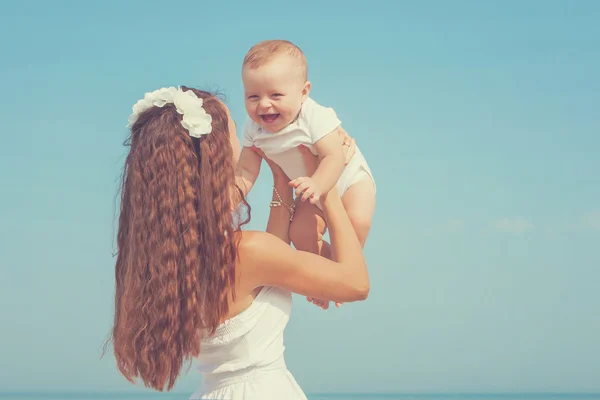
[107,87,249,391]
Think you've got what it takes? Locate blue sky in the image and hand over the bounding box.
[0,0,599,395]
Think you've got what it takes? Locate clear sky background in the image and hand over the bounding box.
[0,0,598,395]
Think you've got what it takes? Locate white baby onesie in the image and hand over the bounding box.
[242,97,375,199]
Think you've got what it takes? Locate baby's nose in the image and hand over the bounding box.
[258,98,272,109]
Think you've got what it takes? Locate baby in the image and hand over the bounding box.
[236,40,376,308]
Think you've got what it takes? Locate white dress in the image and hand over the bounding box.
[190,286,307,400]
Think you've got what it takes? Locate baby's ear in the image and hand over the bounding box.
[301,81,312,101]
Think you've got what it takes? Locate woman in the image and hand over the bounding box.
[108,86,369,399]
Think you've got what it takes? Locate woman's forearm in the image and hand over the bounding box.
[265,175,295,244]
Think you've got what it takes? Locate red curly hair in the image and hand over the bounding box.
[107,87,249,391]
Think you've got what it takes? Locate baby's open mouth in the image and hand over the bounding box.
[260,114,280,123]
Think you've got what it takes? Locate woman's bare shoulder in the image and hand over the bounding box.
[236,230,280,257]
[235,230,285,290]
[235,230,296,272]
[236,229,268,243]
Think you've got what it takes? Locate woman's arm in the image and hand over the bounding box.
[241,188,369,303]
[265,174,295,244]
[240,147,369,303]
[252,148,295,244]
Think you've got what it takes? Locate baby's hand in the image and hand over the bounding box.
[289,176,323,205]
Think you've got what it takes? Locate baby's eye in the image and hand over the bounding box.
[271,93,283,98]
[247,95,259,100]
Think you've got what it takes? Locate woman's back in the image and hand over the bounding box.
[190,286,307,400]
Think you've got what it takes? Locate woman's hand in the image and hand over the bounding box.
[338,127,356,165]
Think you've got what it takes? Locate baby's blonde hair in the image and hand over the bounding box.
[242,40,308,81]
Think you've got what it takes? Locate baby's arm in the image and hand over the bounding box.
[235,146,262,196]
[291,127,346,204]
[312,126,346,193]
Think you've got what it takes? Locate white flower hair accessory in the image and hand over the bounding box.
[126,86,213,138]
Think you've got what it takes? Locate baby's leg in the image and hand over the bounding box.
[289,200,332,309]
[290,178,375,309]
[317,178,376,308]
[289,199,329,259]
[290,175,375,256]
[340,178,376,248]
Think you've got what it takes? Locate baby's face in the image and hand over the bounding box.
[242,55,310,133]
